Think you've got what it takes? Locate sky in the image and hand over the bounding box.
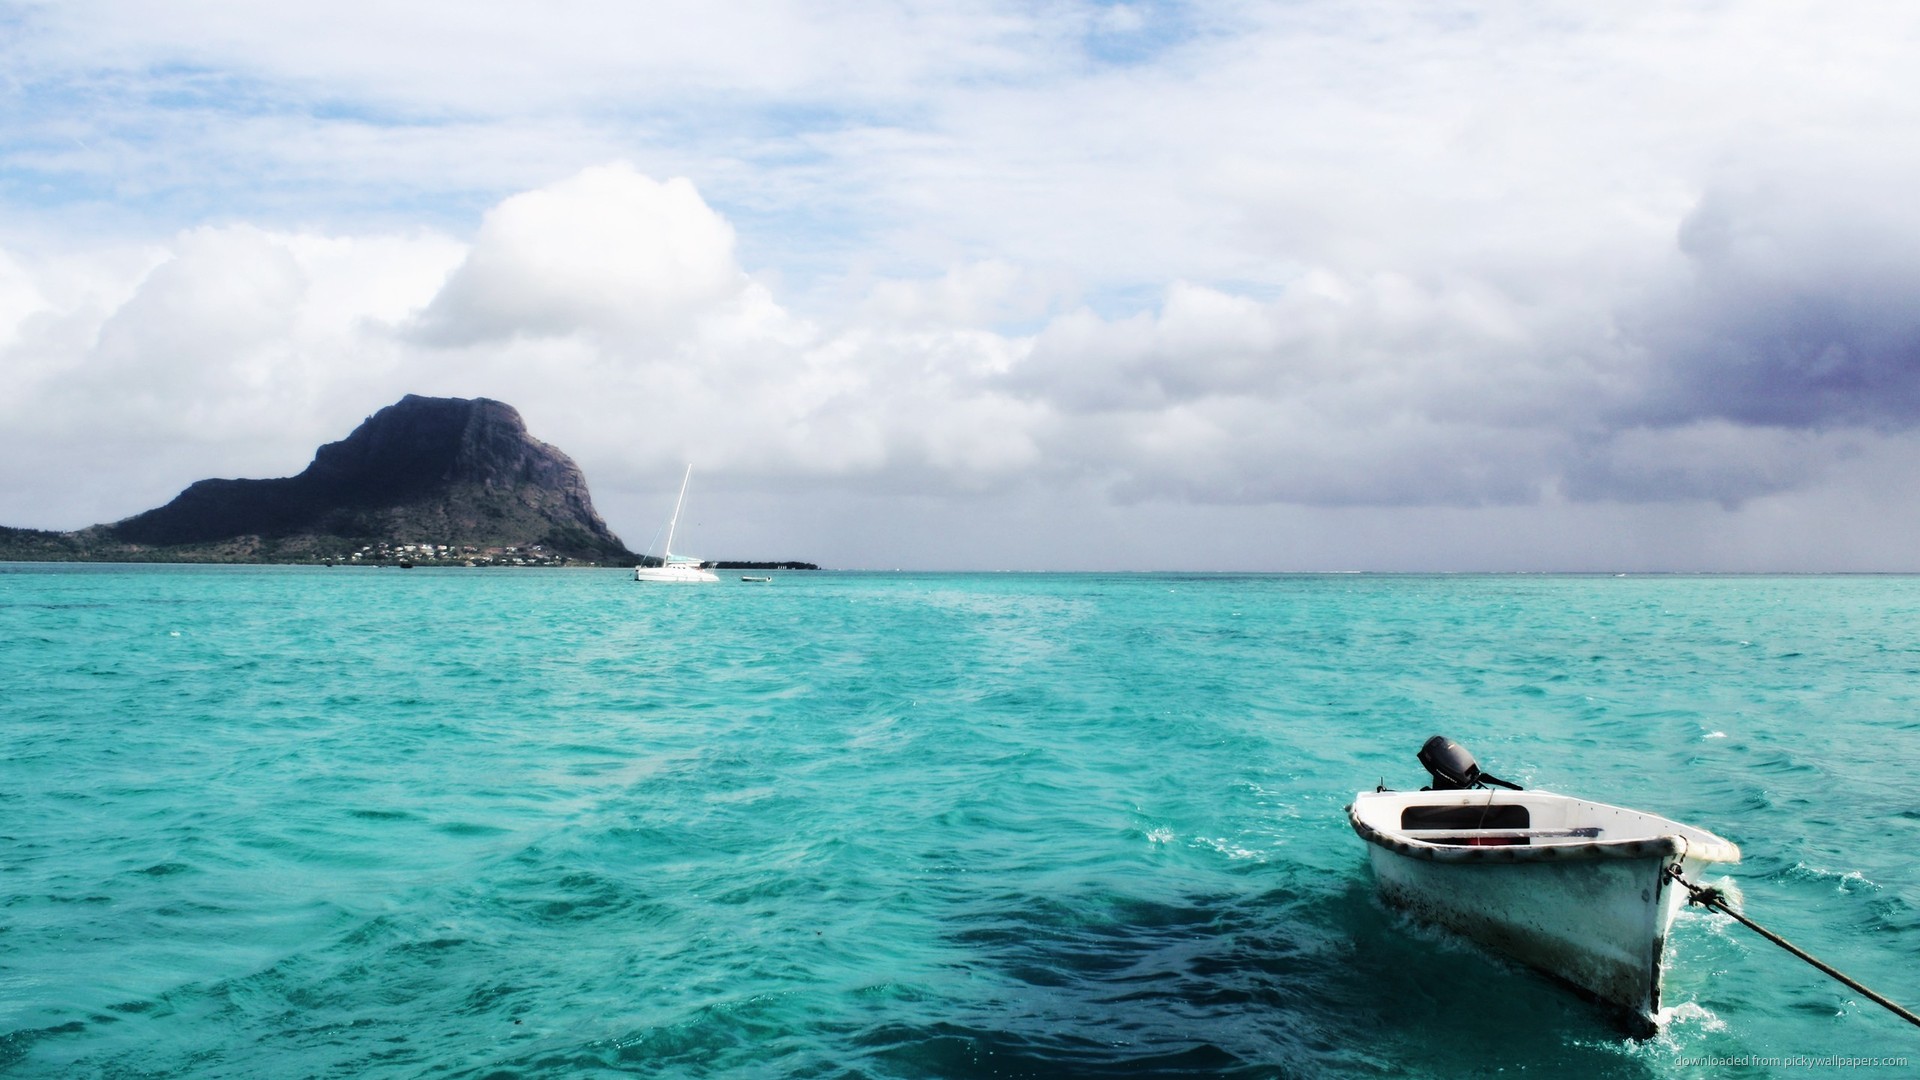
[5,1,1920,571]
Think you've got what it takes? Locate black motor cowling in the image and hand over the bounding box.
[1417,735,1523,791]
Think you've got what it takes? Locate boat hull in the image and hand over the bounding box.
[1367,843,1680,1028]
[633,565,719,583]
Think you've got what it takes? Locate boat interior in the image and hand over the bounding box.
[1351,738,1741,860]
[1352,787,1737,859]
[1400,802,1536,846]
[1375,792,1619,847]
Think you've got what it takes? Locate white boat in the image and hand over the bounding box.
[633,464,719,584]
[1348,738,1739,1035]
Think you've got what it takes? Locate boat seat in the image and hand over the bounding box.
[1401,804,1530,830]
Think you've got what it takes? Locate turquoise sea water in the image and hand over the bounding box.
[3,566,1917,1078]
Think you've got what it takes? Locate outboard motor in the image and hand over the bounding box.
[1418,735,1523,791]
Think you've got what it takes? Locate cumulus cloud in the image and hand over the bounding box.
[0,164,1056,528]
[408,165,752,345]
[0,251,46,348]
[997,271,1606,507]
[89,228,305,395]
[0,224,466,524]
[859,259,1067,331]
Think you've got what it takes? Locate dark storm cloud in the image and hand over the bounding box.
[1631,182,1920,433]
[1526,175,1920,507]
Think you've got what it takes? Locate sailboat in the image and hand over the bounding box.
[633,464,719,583]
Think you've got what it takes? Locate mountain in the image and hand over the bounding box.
[0,395,634,564]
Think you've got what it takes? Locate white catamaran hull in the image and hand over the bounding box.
[1349,788,1738,1032]
[633,564,719,583]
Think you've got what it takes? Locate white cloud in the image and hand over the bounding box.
[0,223,464,523]
[0,250,48,349]
[859,259,1066,330]
[409,165,750,345]
[0,164,1055,531]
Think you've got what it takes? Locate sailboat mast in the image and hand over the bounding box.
[662,463,693,560]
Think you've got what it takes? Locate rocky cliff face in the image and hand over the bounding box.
[99,395,631,561]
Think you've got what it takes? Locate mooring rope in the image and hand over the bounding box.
[1664,865,1920,1030]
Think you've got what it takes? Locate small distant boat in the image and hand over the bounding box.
[633,464,719,584]
[1348,737,1739,1035]
[740,575,771,583]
